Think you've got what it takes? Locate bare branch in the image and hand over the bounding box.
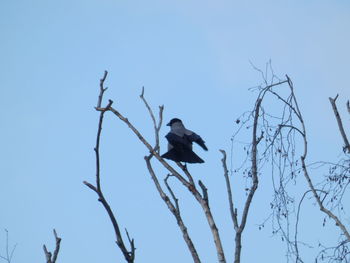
[52,229,61,263]
[294,190,313,263]
[125,229,135,257]
[43,245,51,263]
[198,180,208,205]
[139,87,163,153]
[329,95,350,153]
[294,189,328,263]
[301,157,350,241]
[219,149,238,230]
[283,82,350,242]
[278,124,304,137]
[233,98,262,263]
[0,230,17,263]
[43,229,61,263]
[176,162,195,186]
[145,156,201,263]
[164,175,180,212]
[82,181,98,193]
[85,71,135,263]
[241,98,261,228]
[97,70,108,108]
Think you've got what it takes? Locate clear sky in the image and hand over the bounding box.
[1,0,350,262]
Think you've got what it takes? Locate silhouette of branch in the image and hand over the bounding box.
[164,175,180,212]
[220,150,238,230]
[0,230,16,263]
[329,95,350,153]
[198,180,208,205]
[176,162,195,186]
[316,239,350,262]
[301,156,350,241]
[145,156,201,262]
[43,229,61,263]
[233,98,261,263]
[97,70,108,108]
[294,189,328,263]
[140,87,163,153]
[84,71,135,263]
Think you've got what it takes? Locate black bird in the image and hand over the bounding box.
[161,118,208,163]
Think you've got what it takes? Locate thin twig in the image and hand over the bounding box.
[301,157,350,241]
[140,87,163,153]
[97,70,108,108]
[0,230,17,263]
[164,175,180,214]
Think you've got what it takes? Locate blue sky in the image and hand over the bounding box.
[1,0,350,262]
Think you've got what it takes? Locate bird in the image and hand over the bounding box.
[161,118,208,163]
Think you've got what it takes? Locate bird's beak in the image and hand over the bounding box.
[166,122,171,126]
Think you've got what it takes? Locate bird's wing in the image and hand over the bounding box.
[185,132,208,151]
[165,133,191,151]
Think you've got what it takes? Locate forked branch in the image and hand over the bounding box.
[84,71,135,263]
[145,156,201,263]
[43,229,61,263]
[0,230,17,263]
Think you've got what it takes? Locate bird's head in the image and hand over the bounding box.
[167,118,182,126]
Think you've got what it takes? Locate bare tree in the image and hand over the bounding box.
[82,68,349,263]
[230,64,350,262]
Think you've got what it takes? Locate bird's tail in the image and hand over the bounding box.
[161,148,204,163]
